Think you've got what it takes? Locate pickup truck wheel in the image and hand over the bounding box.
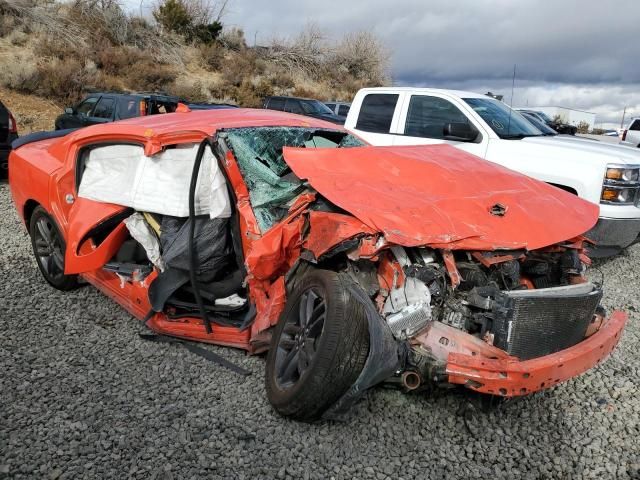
[265,270,369,421]
[29,206,79,291]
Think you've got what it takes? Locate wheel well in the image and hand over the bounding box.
[548,183,578,195]
[23,200,40,227]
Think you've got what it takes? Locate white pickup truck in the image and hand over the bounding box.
[344,87,640,256]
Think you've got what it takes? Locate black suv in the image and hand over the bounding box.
[263,96,345,124]
[0,100,19,179]
[54,93,181,130]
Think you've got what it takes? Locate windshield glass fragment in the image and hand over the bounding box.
[222,127,365,231]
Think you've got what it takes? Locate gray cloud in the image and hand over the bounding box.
[131,0,640,128]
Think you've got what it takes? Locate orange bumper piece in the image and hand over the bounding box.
[446,310,627,396]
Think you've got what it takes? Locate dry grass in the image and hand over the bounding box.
[0,0,389,109]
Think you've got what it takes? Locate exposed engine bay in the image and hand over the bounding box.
[336,243,606,393]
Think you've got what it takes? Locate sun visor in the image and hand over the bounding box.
[78,143,231,218]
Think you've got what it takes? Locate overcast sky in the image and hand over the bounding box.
[135,0,639,128]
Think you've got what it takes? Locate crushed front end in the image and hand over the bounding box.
[344,241,626,397]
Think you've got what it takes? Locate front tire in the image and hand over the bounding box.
[265,270,369,421]
[29,206,79,291]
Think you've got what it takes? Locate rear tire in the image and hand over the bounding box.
[265,270,369,421]
[29,206,79,291]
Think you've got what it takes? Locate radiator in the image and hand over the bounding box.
[492,283,603,360]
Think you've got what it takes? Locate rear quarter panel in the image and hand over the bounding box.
[9,140,65,228]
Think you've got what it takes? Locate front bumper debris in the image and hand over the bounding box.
[445,310,627,396]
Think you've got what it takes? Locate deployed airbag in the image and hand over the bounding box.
[78,143,231,218]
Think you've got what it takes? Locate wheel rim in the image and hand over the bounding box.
[34,217,65,281]
[275,287,326,389]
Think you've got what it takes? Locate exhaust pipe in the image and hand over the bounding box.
[401,370,422,391]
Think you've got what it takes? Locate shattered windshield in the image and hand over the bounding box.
[222,127,364,231]
[464,97,543,139]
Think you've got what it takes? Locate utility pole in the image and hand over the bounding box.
[620,106,627,129]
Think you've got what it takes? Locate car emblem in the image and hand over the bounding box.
[489,203,507,216]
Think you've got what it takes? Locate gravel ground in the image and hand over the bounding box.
[1,182,639,480]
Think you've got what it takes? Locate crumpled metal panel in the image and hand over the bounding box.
[283,144,600,251]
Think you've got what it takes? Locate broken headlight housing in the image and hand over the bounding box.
[601,164,640,205]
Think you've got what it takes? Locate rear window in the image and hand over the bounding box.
[268,98,285,111]
[338,104,350,116]
[355,94,398,134]
[630,120,640,131]
[117,97,140,119]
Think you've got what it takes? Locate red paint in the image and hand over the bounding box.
[283,145,599,251]
[445,311,627,396]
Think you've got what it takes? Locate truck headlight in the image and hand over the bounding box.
[606,167,640,182]
[602,164,640,204]
[601,186,637,204]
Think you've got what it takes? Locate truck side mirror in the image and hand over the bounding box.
[443,122,479,142]
[65,107,74,114]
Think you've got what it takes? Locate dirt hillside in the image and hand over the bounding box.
[0,87,60,134]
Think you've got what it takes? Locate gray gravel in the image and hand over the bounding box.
[1,181,639,480]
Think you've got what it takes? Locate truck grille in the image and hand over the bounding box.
[492,283,602,360]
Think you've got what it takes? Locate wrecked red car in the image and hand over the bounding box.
[9,109,627,421]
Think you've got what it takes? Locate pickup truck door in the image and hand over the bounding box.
[348,92,403,146]
[391,93,488,158]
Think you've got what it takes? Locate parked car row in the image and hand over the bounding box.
[515,108,578,135]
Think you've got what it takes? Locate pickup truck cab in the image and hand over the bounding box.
[345,87,640,256]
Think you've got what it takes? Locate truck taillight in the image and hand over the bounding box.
[8,112,17,133]
[622,129,627,141]
[140,100,147,116]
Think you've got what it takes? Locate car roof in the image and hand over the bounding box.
[267,96,319,102]
[84,92,179,101]
[356,87,487,99]
[51,108,346,146]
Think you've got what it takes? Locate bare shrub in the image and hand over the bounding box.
[125,63,177,92]
[218,27,245,51]
[0,54,38,91]
[330,31,390,85]
[96,46,145,75]
[263,23,325,76]
[236,77,273,108]
[34,58,91,103]
[166,76,209,102]
[220,50,261,87]
[199,42,224,70]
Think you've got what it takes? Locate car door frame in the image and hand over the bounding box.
[86,95,116,126]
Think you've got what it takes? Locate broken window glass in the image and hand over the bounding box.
[222,127,365,231]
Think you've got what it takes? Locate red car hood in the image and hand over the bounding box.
[283,145,599,250]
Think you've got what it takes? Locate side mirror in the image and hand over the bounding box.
[443,122,479,142]
[64,107,74,114]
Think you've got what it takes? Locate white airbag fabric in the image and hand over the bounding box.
[78,143,231,218]
[123,213,165,271]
